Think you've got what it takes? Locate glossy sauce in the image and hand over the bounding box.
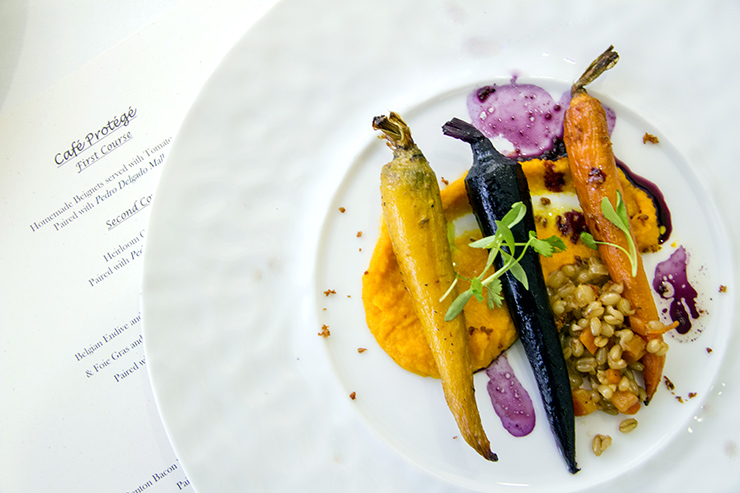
[485,354,535,437]
[653,246,701,336]
[468,79,614,159]
[617,159,673,243]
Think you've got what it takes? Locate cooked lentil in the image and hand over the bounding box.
[619,418,638,434]
[548,256,665,415]
[592,434,612,456]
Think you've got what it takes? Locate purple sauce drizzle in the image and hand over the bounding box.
[616,158,673,243]
[485,354,535,437]
[652,246,700,335]
[468,79,615,159]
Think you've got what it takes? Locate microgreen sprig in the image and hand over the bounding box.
[442,202,566,321]
[579,190,638,277]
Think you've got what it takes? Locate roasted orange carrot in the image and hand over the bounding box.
[563,46,673,403]
[579,328,598,356]
[611,390,640,415]
[373,113,497,461]
[572,388,599,417]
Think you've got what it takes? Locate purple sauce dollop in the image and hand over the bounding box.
[485,354,535,437]
[652,246,700,335]
[468,79,615,159]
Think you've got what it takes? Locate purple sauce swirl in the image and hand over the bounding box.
[652,246,700,335]
[467,79,615,159]
[485,354,535,437]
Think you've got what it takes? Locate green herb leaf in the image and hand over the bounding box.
[501,250,529,290]
[469,235,500,250]
[580,232,599,250]
[529,232,567,257]
[495,220,516,255]
[546,235,567,254]
[445,290,474,321]
[601,195,626,232]
[615,191,629,227]
[500,201,526,228]
[486,277,503,309]
[471,276,485,302]
[596,191,639,277]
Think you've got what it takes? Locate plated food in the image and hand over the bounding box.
[140,2,736,491]
[362,47,685,473]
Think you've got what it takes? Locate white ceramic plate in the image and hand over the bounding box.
[141,1,740,491]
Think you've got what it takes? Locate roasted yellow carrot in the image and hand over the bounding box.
[563,46,672,403]
[373,112,496,461]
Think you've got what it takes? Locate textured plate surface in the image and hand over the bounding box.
[142,1,740,491]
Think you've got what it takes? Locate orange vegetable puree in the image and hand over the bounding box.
[362,156,660,378]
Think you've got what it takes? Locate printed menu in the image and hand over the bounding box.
[0,1,276,491]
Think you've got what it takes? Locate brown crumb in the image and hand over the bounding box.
[441,177,449,186]
[452,436,458,440]
[356,231,362,238]
[664,376,675,391]
[363,270,369,275]
[347,295,351,298]
[357,348,367,353]
[707,347,714,354]
[318,324,331,337]
[643,132,659,144]
[338,207,346,213]
[349,391,356,400]
[676,396,684,403]
[359,248,362,252]
[719,285,727,293]
[688,392,697,399]
[540,197,551,206]
[323,289,336,296]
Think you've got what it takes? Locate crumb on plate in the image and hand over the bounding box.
[643,132,659,144]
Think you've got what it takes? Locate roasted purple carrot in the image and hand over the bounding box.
[443,117,578,473]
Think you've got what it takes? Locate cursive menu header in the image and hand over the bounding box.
[54,106,138,170]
